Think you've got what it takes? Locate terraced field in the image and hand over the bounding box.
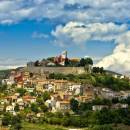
[21,122,67,130]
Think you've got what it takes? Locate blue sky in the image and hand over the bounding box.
[0,0,130,74]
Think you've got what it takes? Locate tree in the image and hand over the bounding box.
[126,96,130,105]
[100,67,104,73]
[14,104,20,112]
[55,112,63,118]
[0,84,7,92]
[11,115,22,130]
[112,98,119,104]
[62,117,70,126]
[42,91,51,101]
[49,73,55,79]
[79,58,93,70]
[29,72,33,78]
[36,97,44,105]
[70,98,79,113]
[93,67,100,73]
[47,57,55,62]
[31,103,39,113]
[84,57,93,65]
[80,58,86,66]
[40,104,48,113]
[69,116,81,127]
[16,88,26,96]
[67,74,75,81]
[64,58,70,66]
[91,125,114,130]
[2,113,12,126]
[93,67,104,73]
[34,60,40,66]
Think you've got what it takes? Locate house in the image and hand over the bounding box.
[36,80,49,85]
[6,105,15,113]
[45,96,57,109]
[2,79,15,86]
[17,81,23,88]
[120,91,130,99]
[101,88,118,99]
[60,92,73,101]
[112,103,128,109]
[45,100,53,109]
[14,72,23,82]
[44,83,55,92]
[27,62,34,67]
[78,95,94,102]
[18,102,25,110]
[83,85,94,94]
[25,87,35,93]
[68,84,82,95]
[23,96,36,103]
[92,105,109,111]
[114,74,125,79]
[1,79,7,85]
[0,105,4,112]
[16,98,25,110]
[54,51,68,66]
[102,91,122,100]
[23,71,30,80]
[36,85,44,92]
[47,62,56,66]
[52,80,69,92]
[55,101,70,112]
[0,99,6,105]
[80,86,95,102]
[6,95,18,104]
[35,80,50,92]
[17,98,23,103]
[51,93,62,101]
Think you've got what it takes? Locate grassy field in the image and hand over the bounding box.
[21,122,130,130]
[21,122,68,130]
[114,124,130,130]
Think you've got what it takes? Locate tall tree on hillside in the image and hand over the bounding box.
[84,58,93,65]
[80,58,86,66]
[84,58,93,73]
[70,98,79,113]
[80,58,93,67]
[65,58,70,66]
[47,57,55,62]
[34,60,40,66]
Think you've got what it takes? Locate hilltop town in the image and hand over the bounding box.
[0,51,130,130]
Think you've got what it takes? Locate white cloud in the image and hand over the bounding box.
[52,21,127,46]
[96,32,130,73]
[0,0,130,24]
[0,58,27,70]
[0,65,23,70]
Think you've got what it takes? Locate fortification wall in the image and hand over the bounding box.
[25,67,85,74]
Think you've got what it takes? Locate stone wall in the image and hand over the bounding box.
[25,67,85,75]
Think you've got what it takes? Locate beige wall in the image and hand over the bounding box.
[25,67,85,75]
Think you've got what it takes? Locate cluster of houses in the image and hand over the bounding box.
[92,103,128,111]
[0,68,130,116]
[0,69,95,114]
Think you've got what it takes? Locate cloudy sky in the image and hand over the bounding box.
[0,0,130,74]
